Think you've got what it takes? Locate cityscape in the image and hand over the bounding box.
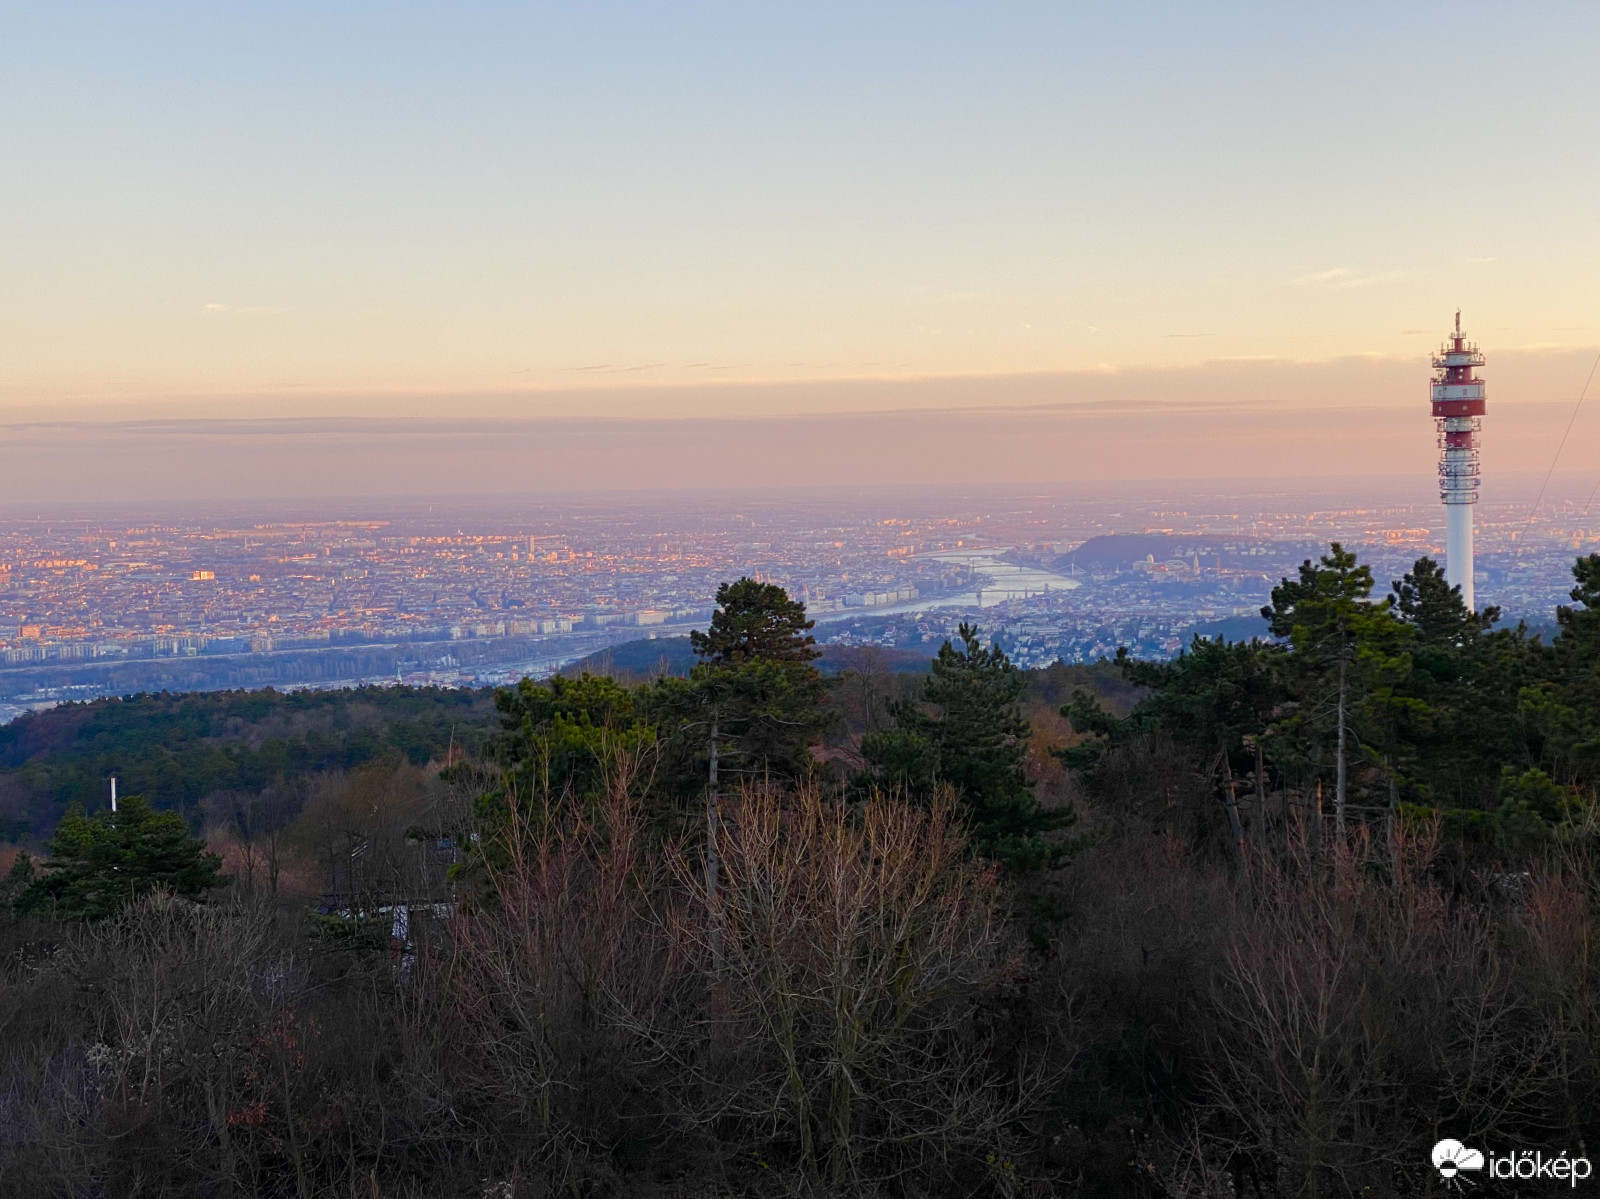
[2,478,1595,722]
[5,3,1600,1193]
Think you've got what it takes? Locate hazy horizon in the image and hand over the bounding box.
[4,349,1599,501]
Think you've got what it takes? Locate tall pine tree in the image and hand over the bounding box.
[16,795,224,919]
[1262,544,1407,839]
[864,624,1069,872]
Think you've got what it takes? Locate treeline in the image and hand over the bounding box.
[0,685,495,843]
[1066,545,1600,854]
[471,579,1069,873]
[4,557,1600,1196]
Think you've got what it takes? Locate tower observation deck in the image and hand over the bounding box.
[1431,311,1486,610]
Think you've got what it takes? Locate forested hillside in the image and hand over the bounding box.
[0,686,494,844]
[0,646,1117,852]
[4,558,1600,1197]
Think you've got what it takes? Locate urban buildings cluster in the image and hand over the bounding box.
[0,486,1594,720]
[0,506,960,666]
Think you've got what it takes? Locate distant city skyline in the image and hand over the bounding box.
[3,480,1594,722]
[2,2,1596,473]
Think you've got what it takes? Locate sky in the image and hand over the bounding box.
[1,2,1597,497]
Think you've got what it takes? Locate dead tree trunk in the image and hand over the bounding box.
[1334,657,1348,841]
[706,706,722,970]
[1311,779,1324,857]
[1387,766,1400,881]
[1218,747,1245,859]
[1253,738,1267,846]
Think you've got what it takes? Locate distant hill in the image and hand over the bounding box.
[0,686,494,845]
[563,637,698,679]
[1059,533,1204,570]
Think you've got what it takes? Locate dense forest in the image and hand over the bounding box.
[3,554,1599,1196]
[0,685,496,837]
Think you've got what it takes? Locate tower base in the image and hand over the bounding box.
[1445,503,1475,612]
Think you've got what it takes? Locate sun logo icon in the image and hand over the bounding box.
[1432,1139,1485,1186]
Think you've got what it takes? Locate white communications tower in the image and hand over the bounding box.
[1431,312,1486,610]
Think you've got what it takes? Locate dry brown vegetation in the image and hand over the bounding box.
[3,743,1599,1197]
[0,759,1036,1197]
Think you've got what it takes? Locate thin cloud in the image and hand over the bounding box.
[202,302,285,315]
[564,362,672,374]
[1294,268,1354,285]
[1292,268,1405,289]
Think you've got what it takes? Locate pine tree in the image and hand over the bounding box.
[864,624,1069,872]
[1393,555,1498,650]
[1263,544,1408,840]
[1539,553,1600,785]
[653,580,831,795]
[691,577,819,665]
[491,671,655,805]
[1124,637,1284,855]
[655,581,831,966]
[1388,556,1526,808]
[16,795,225,919]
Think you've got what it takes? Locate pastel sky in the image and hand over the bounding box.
[1,2,1597,495]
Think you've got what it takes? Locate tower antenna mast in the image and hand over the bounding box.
[1431,314,1486,609]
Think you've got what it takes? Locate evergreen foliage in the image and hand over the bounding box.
[491,672,654,804]
[479,583,833,839]
[654,577,832,798]
[14,794,224,919]
[864,623,1071,871]
[1543,552,1600,779]
[1066,545,1600,853]
[690,577,819,665]
[0,685,493,840]
[645,657,830,797]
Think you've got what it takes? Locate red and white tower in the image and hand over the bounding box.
[1431,311,1486,609]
